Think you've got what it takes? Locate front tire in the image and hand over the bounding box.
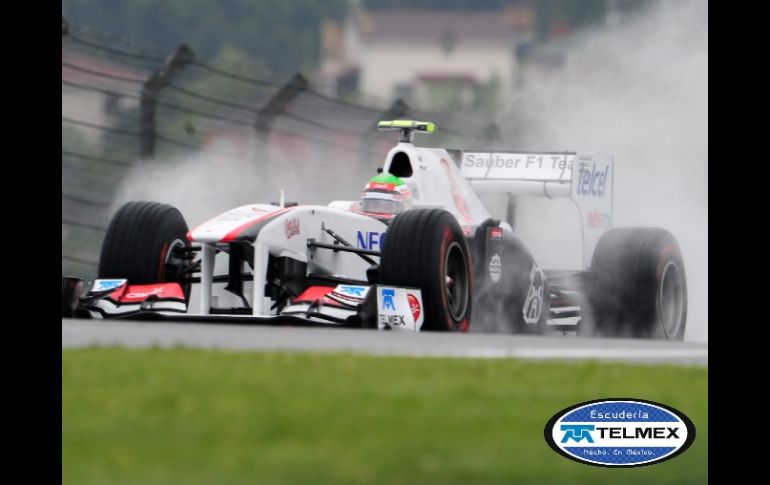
[380,209,472,331]
[98,201,191,295]
[586,227,687,340]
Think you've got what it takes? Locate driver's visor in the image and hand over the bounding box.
[361,198,404,215]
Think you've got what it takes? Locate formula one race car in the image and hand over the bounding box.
[62,120,687,339]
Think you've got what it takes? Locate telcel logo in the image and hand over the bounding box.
[545,398,695,467]
[126,287,166,299]
[576,163,610,197]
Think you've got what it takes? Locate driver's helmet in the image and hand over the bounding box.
[360,172,412,217]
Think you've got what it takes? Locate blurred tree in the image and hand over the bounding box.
[63,0,654,80]
[62,0,348,80]
[363,0,512,9]
[362,0,646,42]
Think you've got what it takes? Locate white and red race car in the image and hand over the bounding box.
[62,121,687,339]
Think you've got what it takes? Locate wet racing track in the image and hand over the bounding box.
[62,319,707,366]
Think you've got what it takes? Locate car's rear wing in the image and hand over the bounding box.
[457,150,614,268]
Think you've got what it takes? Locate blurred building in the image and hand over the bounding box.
[317,3,535,112]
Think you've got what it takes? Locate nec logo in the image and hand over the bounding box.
[381,288,396,310]
[561,424,595,443]
[357,231,386,250]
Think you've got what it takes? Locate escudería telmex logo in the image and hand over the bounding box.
[545,398,696,467]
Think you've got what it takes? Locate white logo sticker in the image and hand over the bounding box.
[523,263,546,324]
[376,286,424,331]
[91,279,127,292]
[489,254,502,283]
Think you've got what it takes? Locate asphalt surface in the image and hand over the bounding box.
[62,319,707,366]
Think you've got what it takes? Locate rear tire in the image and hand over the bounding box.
[586,227,687,340]
[380,209,472,331]
[98,201,191,296]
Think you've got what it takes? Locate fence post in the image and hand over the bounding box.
[358,98,409,167]
[254,73,308,164]
[140,44,195,160]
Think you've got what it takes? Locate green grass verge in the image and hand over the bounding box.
[62,348,707,484]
